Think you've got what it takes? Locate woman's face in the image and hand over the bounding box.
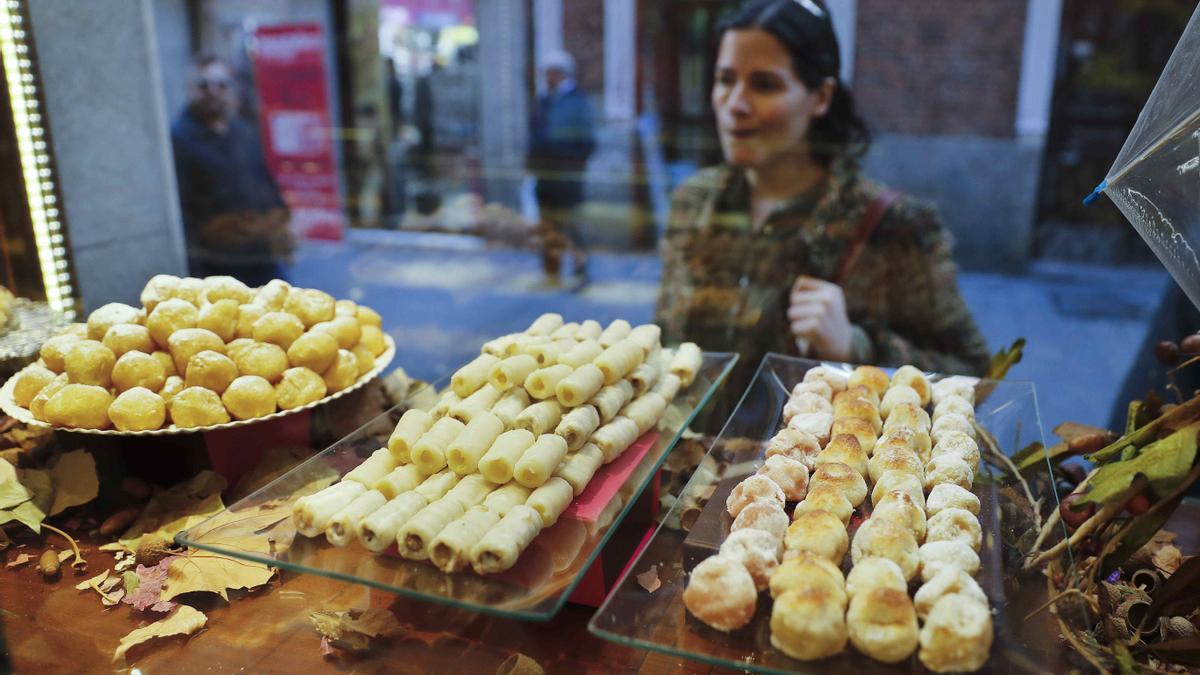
[712,29,832,170]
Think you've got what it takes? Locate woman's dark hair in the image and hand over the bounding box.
[717,0,871,165]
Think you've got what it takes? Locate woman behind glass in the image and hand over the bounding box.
[655,0,989,387]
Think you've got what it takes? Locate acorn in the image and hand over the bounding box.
[134,534,174,567]
[37,550,60,579]
[1155,340,1181,365]
[1181,333,1200,356]
[1059,493,1095,530]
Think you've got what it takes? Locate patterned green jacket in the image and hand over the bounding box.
[654,161,990,385]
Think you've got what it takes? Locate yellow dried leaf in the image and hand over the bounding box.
[6,552,33,568]
[119,471,227,551]
[162,547,275,601]
[48,450,98,516]
[112,605,207,662]
[637,565,661,593]
[75,569,109,590]
[309,608,402,652]
[0,457,16,485]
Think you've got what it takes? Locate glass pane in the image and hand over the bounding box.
[177,351,736,621]
[589,352,1066,672]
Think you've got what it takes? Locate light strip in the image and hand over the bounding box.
[0,0,72,316]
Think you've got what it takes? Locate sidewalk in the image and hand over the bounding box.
[287,236,1170,436]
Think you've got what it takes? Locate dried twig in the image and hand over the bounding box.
[976,422,1044,533]
[1025,477,1147,571]
[40,523,85,571]
[1027,468,1098,560]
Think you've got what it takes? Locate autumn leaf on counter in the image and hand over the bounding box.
[75,570,109,591]
[0,461,49,533]
[161,508,278,602]
[48,450,98,516]
[118,471,227,551]
[310,608,403,652]
[112,605,207,662]
[123,557,179,612]
[637,565,661,593]
[6,552,33,568]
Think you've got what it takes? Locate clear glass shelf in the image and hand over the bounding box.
[177,352,737,621]
[589,353,1066,673]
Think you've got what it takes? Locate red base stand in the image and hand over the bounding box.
[202,410,312,487]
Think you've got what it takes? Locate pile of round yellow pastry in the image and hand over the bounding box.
[7,275,388,432]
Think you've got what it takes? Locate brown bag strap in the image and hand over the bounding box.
[834,187,900,285]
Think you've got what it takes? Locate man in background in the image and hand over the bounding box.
[171,56,292,286]
[528,50,595,282]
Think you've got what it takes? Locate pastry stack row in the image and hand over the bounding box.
[683,364,993,673]
[292,313,703,576]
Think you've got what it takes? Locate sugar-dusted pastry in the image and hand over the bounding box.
[411,416,467,475]
[931,375,976,407]
[555,404,601,452]
[832,396,882,434]
[668,341,701,387]
[726,474,786,518]
[286,330,338,373]
[808,462,867,507]
[342,448,397,487]
[627,360,660,395]
[868,445,925,485]
[914,567,989,621]
[597,318,631,348]
[731,500,789,540]
[169,386,230,428]
[879,385,921,421]
[845,557,907,601]
[312,316,363,350]
[794,485,854,527]
[931,430,981,472]
[151,350,178,378]
[139,274,181,312]
[814,434,869,476]
[756,454,809,501]
[429,506,502,572]
[926,483,980,518]
[196,298,239,343]
[526,312,563,336]
[326,489,387,547]
[146,298,198,348]
[86,302,142,341]
[28,373,67,421]
[252,311,305,351]
[891,365,931,406]
[184,350,238,393]
[592,416,640,463]
[783,392,832,424]
[847,587,920,663]
[293,480,367,537]
[792,380,833,402]
[594,339,644,385]
[449,382,505,424]
[358,491,429,551]
[64,339,117,388]
[784,509,848,564]
[514,434,569,488]
[765,427,821,470]
[176,277,206,306]
[871,490,927,542]
[931,412,975,445]
[373,464,424,500]
[490,387,531,428]
[275,367,327,410]
[554,443,605,495]
[826,422,871,461]
[882,401,931,435]
[787,411,833,446]
[12,364,55,408]
[771,553,846,604]
[334,299,358,317]
[925,507,982,552]
[446,411,505,475]
[851,517,920,581]
[683,554,758,632]
[918,593,993,673]
[102,323,154,358]
[588,379,635,424]
[835,384,881,410]
[158,376,184,407]
[283,288,336,328]
[516,399,564,436]
[254,278,291,310]
[924,454,974,492]
[932,394,974,423]
[918,540,981,583]
[481,481,533,517]
[478,429,536,484]
[201,275,252,304]
[321,349,360,393]
[871,470,926,509]
[233,341,289,383]
[877,425,932,463]
[770,586,848,660]
[720,528,781,591]
[39,333,81,373]
[620,392,668,435]
[235,304,266,340]
[107,387,166,432]
[470,504,544,574]
[166,327,225,375]
[803,365,849,394]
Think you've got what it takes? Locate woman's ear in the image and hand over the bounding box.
[813,77,838,118]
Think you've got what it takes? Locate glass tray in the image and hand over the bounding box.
[177,352,737,621]
[589,353,1067,673]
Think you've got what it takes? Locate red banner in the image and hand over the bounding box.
[250,23,344,241]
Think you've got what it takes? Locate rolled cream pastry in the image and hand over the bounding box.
[507,334,549,358]
[669,342,702,387]
[594,339,644,385]
[482,481,533,516]
[413,470,460,503]
[526,312,563,336]
[515,400,564,435]
[554,443,605,495]
[357,491,429,552]
[411,416,466,474]
[514,434,569,488]
[446,411,505,475]
[429,506,502,573]
[470,504,545,575]
[525,364,573,399]
[598,319,632,348]
[443,473,498,509]
[326,489,387,547]
[374,463,425,500]
[650,373,681,402]
[620,392,667,435]
[555,364,605,408]
[293,480,367,537]
[430,390,460,419]
[558,340,603,368]
[592,416,641,463]
[550,322,580,340]
[481,333,520,357]
[489,354,538,391]
[342,448,396,486]
[396,497,467,560]
[627,324,662,354]
[527,340,575,367]
[629,361,661,396]
[575,319,603,341]
[526,477,574,527]
[387,408,434,463]
[555,404,601,451]
[451,353,499,398]
[449,383,504,423]
[478,429,536,484]
[588,379,635,424]
[490,388,531,428]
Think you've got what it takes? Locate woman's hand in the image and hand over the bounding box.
[788,276,852,361]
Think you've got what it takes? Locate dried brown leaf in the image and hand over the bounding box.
[637,565,661,593]
[6,552,33,568]
[1155,544,1184,575]
[118,471,227,551]
[310,608,402,652]
[112,605,207,662]
[48,450,98,516]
